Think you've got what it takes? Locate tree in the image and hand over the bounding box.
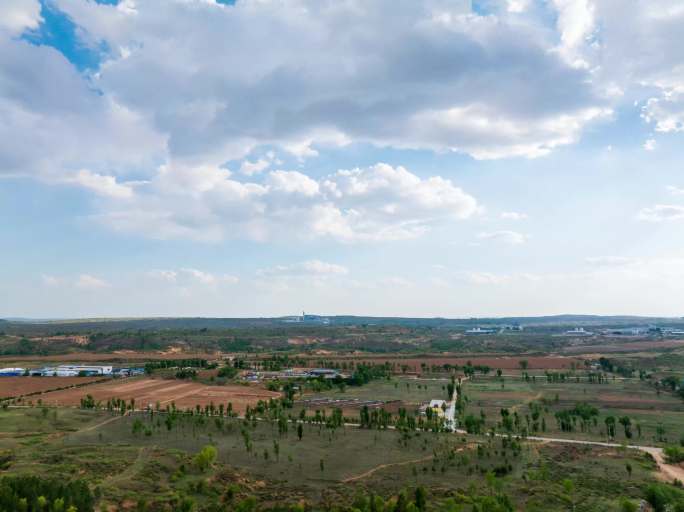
[194,445,217,472]
[605,416,616,438]
[619,498,637,512]
[619,416,632,438]
[562,479,575,512]
[414,486,427,512]
[519,360,529,371]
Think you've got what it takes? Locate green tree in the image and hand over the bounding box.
[194,445,217,472]
[414,486,427,512]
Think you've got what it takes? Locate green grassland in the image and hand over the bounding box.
[302,377,451,407]
[463,374,684,445]
[0,405,668,511]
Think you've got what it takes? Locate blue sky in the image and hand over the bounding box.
[2,0,684,318]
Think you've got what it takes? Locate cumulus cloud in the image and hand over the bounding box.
[506,0,531,14]
[500,211,528,220]
[258,260,348,278]
[240,158,271,176]
[1,0,42,35]
[41,274,62,287]
[93,162,478,242]
[44,0,608,165]
[75,274,110,290]
[637,204,684,222]
[0,34,164,181]
[148,268,238,286]
[65,170,134,199]
[477,230,529,245]
[584,256,639,267]
[667,185,684,196]
[643,139,657,151]
[41,273,110,290]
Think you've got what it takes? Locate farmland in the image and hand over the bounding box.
[35,377,281,413]
[0,318,683,511]
[0,376,107,400]
[462,375,684,446]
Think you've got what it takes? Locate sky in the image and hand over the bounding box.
[1,0,684,319]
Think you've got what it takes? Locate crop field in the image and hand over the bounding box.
[36,377,281,412]
[0,376,107,400]
[463,375,684,445]
[561,339,684,353]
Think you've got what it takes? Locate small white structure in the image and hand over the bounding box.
[564,328,594,336]
[465,327,497,335]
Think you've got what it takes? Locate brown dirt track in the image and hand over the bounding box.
[0,376,106,399]
[36,378,281,412]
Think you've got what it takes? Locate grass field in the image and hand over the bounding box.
[0,406,662,511]
[463,374,684,445]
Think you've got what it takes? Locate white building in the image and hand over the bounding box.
[465,327,497,335]
[564,328,594,336]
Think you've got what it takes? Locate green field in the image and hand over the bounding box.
[0,405,668,511]
[462,374,684,445]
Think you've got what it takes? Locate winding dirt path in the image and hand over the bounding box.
[78,411,129,433]
[342,455,434,482]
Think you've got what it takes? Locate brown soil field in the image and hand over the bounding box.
[0,376,105,398]
[562,339,684,353]
[0,352,218,364]
[302,356,582,371]
[36,378,280,412]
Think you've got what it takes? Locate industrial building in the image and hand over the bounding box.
[0,368,26,377]
[465,327,497,335]
[27,365,113,377]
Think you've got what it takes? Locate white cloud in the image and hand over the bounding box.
[267,170,320,197]
[93,162,478,242]
[506,0,530,14]
[637,204,684,222]
[149,268,238,286]
[584,256,639,267]
[147,269,178,283]
[41,274,62,287]
[464,272,510,285]
[643,138,657,151]
[240,158,271,176]
[667,185,684,196]
[0,0,42,35]
[642,93,684,133]
[75,274,109,290]
[500,211,528,220]
[552,0,596,68]
[300,260,348,275]
[66,169,134,199]
[258,260,348,278]
[45,0,609,164]
[0,36,165,182]
[477,230,529,245]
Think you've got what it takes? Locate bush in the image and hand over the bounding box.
[0,475,94,511]
[645,483,684,512]
[664,445,684,464]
